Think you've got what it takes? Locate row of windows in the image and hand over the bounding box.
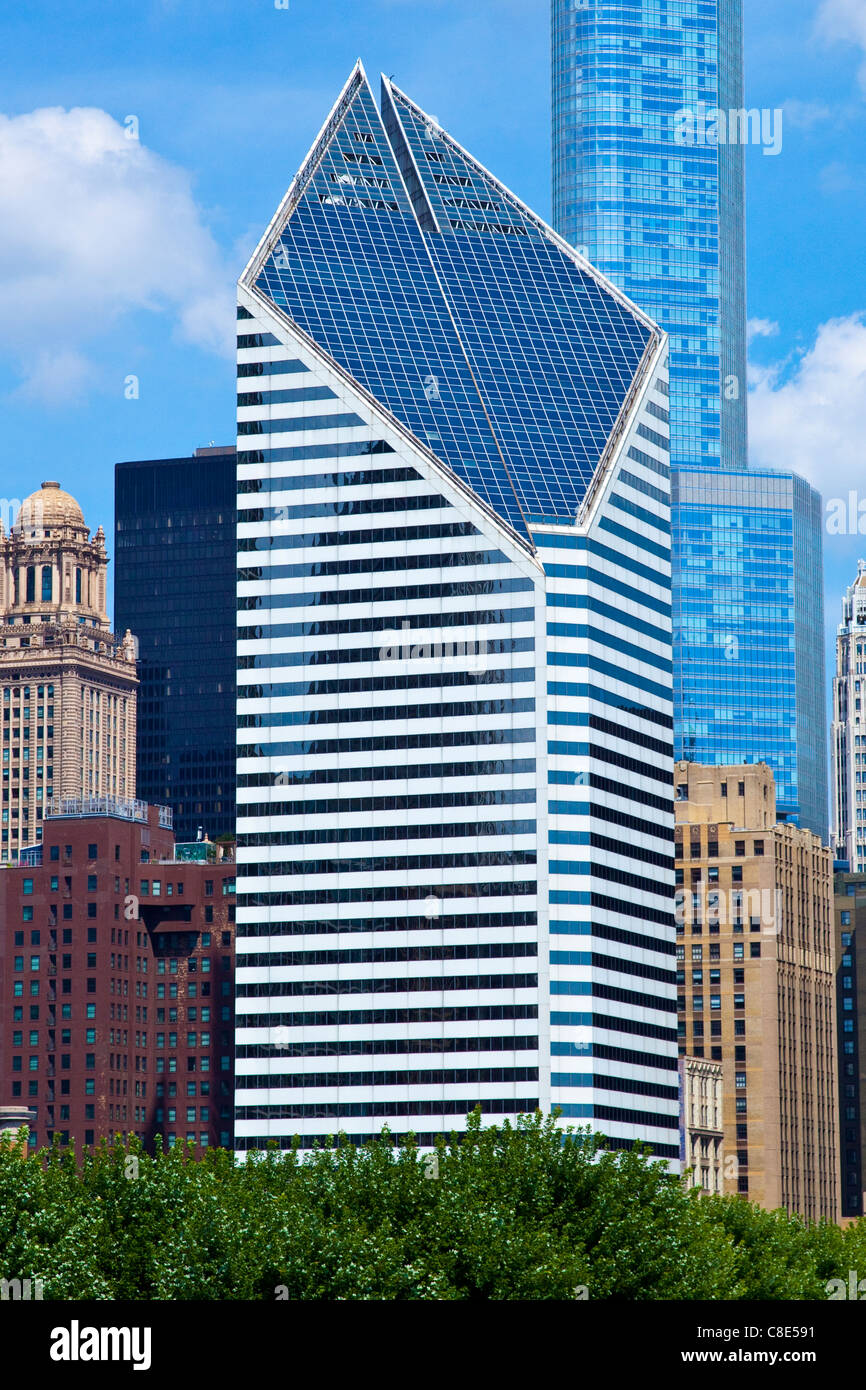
[238,881,537,908]
[560,856,680,902]
[549,740,673,788]
[549,649,671,705]
[237,411,365,436]
[236,1097,539,1119]
[549,771,671,815]
[551,829,673,872]
[549,799,671,845]
[239,727,535,761]
[237,818,535,848]
[237,636,535,672]
[550,1011,677,1043]
[237,520,480,553]
[555,978,673,1017]
[545,564,670,621]
[609,490,671,537]
[239,848,537,877]
[236,435,393,460]
[239,492,447,523]
[238,788,535,820]
[239,666,534,702]
[547,681,672,730]
[547,592,668,648]
[238,1066,539,1090]
[554,946,675,987]
[242,941,538,968]
[236,696,534,731]
[550,711,672,760]
[237,972,539,998]
[238,576,534,612]
[237,755,535,789]
[237,1035,538,1058]
[551,917,674,959]
[236,910,537,938]
[552,1040,677,1073]
[238,462,418,495]
[552,1072,678,1102]
[236,358,308,380]
[559,1103,679,1136]
[237,1004,539,1028]
[238,603,533,643]
[236,385,337,408]
[617,466,669,508]
[236,546,506,583]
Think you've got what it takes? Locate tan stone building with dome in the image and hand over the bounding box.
[0,482,138,862]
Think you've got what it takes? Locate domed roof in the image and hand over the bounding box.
[15,481,86,533]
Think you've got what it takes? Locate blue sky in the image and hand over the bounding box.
[1,0,865,674]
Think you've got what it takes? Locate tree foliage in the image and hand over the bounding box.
[0,1111,855,1300]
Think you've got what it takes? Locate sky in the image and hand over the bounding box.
[0,0,865,685]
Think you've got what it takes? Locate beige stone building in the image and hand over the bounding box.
[679,1055,725,1194]
[0,483,137,862]
[675,761,839,1221]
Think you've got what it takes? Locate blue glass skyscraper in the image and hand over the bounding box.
[673,468,826,836]
[552,0,828,838]
[553,0,747,472]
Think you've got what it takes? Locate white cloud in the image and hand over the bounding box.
[747,318,779,345]
[748,313,866,495]
[819,159,865,194]
[816,0,866,89]
[0,105,233,402]
[9,350,98,406]
[817,0,866,48]
[782,98,835,130]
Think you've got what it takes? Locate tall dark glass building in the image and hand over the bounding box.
[552,0,828,838]
[114,447,236,842]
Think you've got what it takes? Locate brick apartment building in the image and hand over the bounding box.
[675,761,839,1222]
[0,795,235,1153]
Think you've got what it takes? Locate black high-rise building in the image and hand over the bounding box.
[114,446,236,842]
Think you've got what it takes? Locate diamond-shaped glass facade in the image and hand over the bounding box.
[250,67,657,538]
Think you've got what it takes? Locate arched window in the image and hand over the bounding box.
[25,566,35,602]
[41,566,52,602]
[75,568,82,604]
